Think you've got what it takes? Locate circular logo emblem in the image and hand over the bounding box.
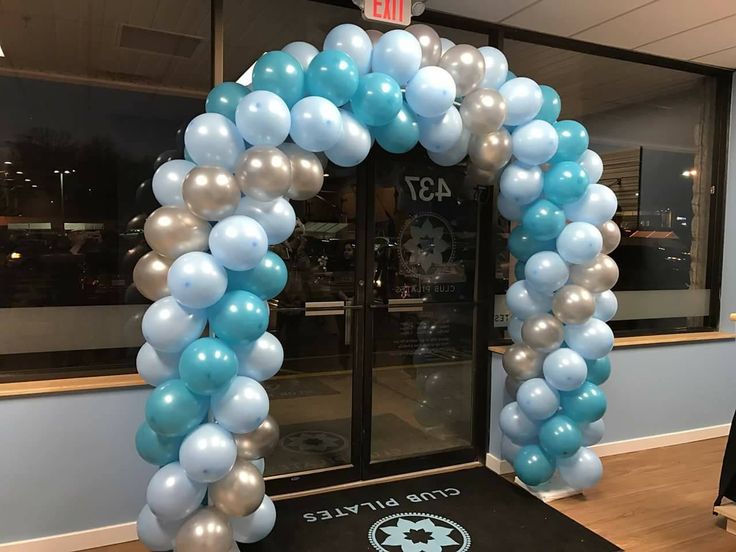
[369,512,471,552]
[280,430,347,455]
[399,213,456,278]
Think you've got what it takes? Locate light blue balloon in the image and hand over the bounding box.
[251,457,266,474]
[565,318,614,359]
[305,50,359,106]
[594,290,618,322]
[136,342,180,386]
[179,337,238,395]
[146,462,206,522]
[556,222,603,265]
[499,77,543,126]
[558,446,603,489]
[235,90,290,147]
[564,183,619,226]
[551,120,589,163]
[212,376,270,434]
[233,331,284,381]
[585,356,611,385]
[235,196,296,245]
[184,113,245,172]
[522,199,566,241]
[209,215,268,271]
[231,495,276,544]
[501,435,522,463]
[372,101,419,154]
[517,377,560,421]
[209,290,269,344]
[500,162,542,206]
[428,128,470,166]
[324,24,373,75]
[325,109,372,167]
[514,444,556,487]
[351,72,402,127]
[511,120,559,166]
[580,419,605,446]
[543,161,589,205]
[282,41,319,71]
[543,348,588,391]
[137,504,182,551]
[405,66,456,118]
[206,82,249,122]
[578,149,603,184]
[478,46,508,89]
[290,96,343,152]
[506,280,553,320]
[145,379,209,437]
[142,296,207,354]
[508,316,523,343]
[371,29,422,86]
[418,106,463,153]
[537,85,561,123]
[252,50,304,108]
[499,401,539,445]
[227,251,287,300]
[505,70,517,82]
[539,414,582,458]
[152,160,195,207]
[497,192,524,221]
[136,421,183,466]
[560,381,607,423]
[525,251,569,294]
[167,252,227,309]
[179,422,237,483]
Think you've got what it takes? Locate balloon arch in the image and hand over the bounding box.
[133,22,619,551]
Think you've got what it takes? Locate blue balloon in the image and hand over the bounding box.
[543,161,589,205]
[525,251,569,294]
[501,435,522,464]
[558,446,603,489]
[167,252,228,309]
[305,50,359,106]
[185,113,245,172]
[290,96,344,152]
[564,183,619,226]
[351,72,402,127]
[508,316,523,343]
[137,504,182,551]
[145,379,209,437]
[478,46,508,89]
[136,342,180,386]
[500,162,543,206]
[537,85,561,123]
[565,318,614,359]
[252,50,304,108]
[325,109,372,167]
[152,159,195,207]
[497,192,525,221]
[580,419,605,446]
[323,24,373,75]
[209,290,269,344]
[212,376,270,433]
[372,102,419,154]
[235,196,296,246]
[135,422,183,466]
[428,128,470,166]
[233,331,284,381]
[499,77,543,126]
[586,356,611,385]
[209,215,268,271]
[514,444,556,487]
[499,402,539,445]
[206,82,249,122]
[146,462,206,522]
[417,106,463,153]
[142,296,207,354]
[371,29,422,86]
[514,261,526,282]
[505,70,517,82]
[556,222,603,265]
[235,90,291,147]
[179,423,237,483]
[506,280,553,320]
[551,120,589,163]
[522,199,566,241]
[543,348,588,391]
[179,337,238,395]
[405,66,456,118]
[517,377,560,421]
[512,120,559,166]
[560,381,607,423]
[282,41,319,71]
[228,251,287,300]
[539,414,582,458]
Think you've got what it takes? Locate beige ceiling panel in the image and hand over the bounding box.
[693,45,736,67]
[429,0,540,22]
[639,15,736,61]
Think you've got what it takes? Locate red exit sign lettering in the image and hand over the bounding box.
[364,0,412,27]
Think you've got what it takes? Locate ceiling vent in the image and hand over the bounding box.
[119,24,203,58]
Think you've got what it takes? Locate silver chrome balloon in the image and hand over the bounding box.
[552,285,595,325]
[521,313,564,353]
[209,459,266,517]
[133,251,171,301]
[174,507,233,552]
[235,146,292,202]
[280,143,324,200]
[439,44,486,97]
[468,129,512,172]
[465,162,498,188]
[143,206,211,259]
[406,24,442,67]
[182,166,241,221]
[233,415,280,460]
[502,343,544,381]
[569,254,619,293]
[505,375,522,399]
[599,220,621,255]
[460,88,507,135]
[366,29,383,46]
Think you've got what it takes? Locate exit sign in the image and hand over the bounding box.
[364,0,412,27]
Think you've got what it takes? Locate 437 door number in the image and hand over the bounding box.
[404,176,452,202]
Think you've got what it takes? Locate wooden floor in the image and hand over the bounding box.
[89,437,733,552]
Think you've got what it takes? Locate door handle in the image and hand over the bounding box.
[305,301,345,317]
[387,298,425,313]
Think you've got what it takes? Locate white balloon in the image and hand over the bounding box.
[594,290,618,322]
[236,196,296,245]
[478,46,508,90]
[233,331,284,381]
[578,149,604,184]
[136,342,180,386]
[152,160,195,207]
[282,41,319,71]
[440,37,455,55]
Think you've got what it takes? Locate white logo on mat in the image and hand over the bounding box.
[368,512,470,552]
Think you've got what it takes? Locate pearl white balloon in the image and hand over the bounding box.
[152,160,195,207]
[185,113,245,172]
[209,215,268,271]
[231,496,276,544]
[282,41,319,71]
[417,106,463,153]
[428,128,470,166]
[167,252,228,309]
[141,296,207,353]
[478,46,508,90]
[179,423,237,483]
[146,462,206,521]
[371,29,422,86]
[594,290,618,322]
[235,196,296,245]
[136,342,180,386]
[235,91,290,147]
[499,77,543,126]
[440,37,455,55]
[323,24,373,74]
[325,109,372,167]
[578,149,604,184]
[233,332,284,381]
[564,184,618,226]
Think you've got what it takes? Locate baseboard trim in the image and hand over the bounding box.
[0,522,137,552]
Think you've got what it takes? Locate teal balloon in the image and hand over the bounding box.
[305,50,359,106]
[560,381,607,423]
[209,290,269,344]
[372,102,419,154]
[145,379,208,438]
[539,414,582,458]
[227,251,287,300]
[508,225,556,262]
[135,422,183,466]
[350,72,402,127]
[505,70,516,83]
[544,161,589,205]
[537,85,561,123]
[514,261,526,281]
[586,356,611,385]
[179,337,238,395]
[513,444,556,487]
[206,82,249,122]
[521,199,566,241]
[252,51,305,108]
[551,120,589,163]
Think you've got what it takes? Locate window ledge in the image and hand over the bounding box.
[0,374,146,399]
[489,331,736,354]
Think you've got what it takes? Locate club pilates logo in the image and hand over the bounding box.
[399,213,456,277]
[369,512,470,552]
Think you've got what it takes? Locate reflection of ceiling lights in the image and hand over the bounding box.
[0,44,5,57]
[681,168,697,177]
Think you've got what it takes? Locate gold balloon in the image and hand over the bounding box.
[235,146,292,202]
[521,313,564,353]
[174,507,233,552]
[468,129,512,172]
[502,343,543,381]
[133,251,172,301]
[439,44,486,97]
[406,24,442,67]
[599,220,621,255]
[143,206,211,259]
[460,88,507,135]
[234,415,280,460]
[280,143,324,200]
[209,459,265,517]
[552,285,595,325]
[569,254,619,293]
[182,166,241,221]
